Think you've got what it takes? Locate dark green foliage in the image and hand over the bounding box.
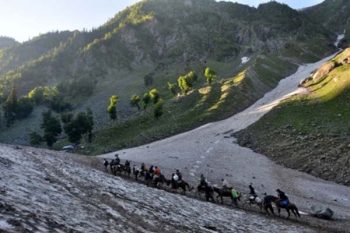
[142,92,151,110]
[49,96,72,113]
[153,99,164,119]
[167,82,178,96]
[62,109,94,144]
[41,111,62,147]
[204,67,216,84]
[3,87,18,127]
[107,95,119,120]
[29,132,42,146]
[130,95,141,110]
[16,97,34,119]
[149,88,160,104]
[27,86,71,112]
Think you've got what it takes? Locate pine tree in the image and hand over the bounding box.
[154,99,164,119]
[107,95,119,120]
[41,111,62,147]
[130,95,141,110]
[3,86,18,127]
[204,67,216,84]
[149,88,160,104]
[142,92,151,110]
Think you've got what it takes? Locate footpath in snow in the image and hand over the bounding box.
[100,52,350,221]
[0,145,316,233]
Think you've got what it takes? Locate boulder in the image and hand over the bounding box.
[311,205,334,219]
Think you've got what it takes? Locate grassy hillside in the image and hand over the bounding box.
[0,0,336,150]
[236,48,350,186]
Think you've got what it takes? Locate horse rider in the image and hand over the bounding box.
[231,187,240,206]
[140,162,146,176]
[154,166,161,177]
[115,154,120,165]
[199,174,208,187]
[103,159,109,170]
[276,189,289,207]
[125,160,130,168]
[249,183,257,197]
[175,169,182,182]
[221,178,231,191]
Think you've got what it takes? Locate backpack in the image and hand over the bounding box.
[173,174,179,181]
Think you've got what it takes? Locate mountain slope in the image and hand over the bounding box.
[0,144,321,233]
[0,37,19,50]
[303,0,350,46]
[236,48,350,186]
[0,0,336,148]
[0,31,74,75]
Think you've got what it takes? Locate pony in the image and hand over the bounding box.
[213,187,240,206]
[263,195,300,218]
[152,174,169,188]
[197,184,215,202]
[271,196,300,218]
[247,195,263,211]
[169,179,192,194]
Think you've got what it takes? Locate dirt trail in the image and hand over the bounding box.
[100,53,350,222]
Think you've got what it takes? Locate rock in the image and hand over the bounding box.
[311,205,334,219]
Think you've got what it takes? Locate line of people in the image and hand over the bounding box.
[104,156,294,216]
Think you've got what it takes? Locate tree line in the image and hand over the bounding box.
[108,66,216,121]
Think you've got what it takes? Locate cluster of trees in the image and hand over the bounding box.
[173,67,216,96]
[30,109,94,148]
[1,85,74,127]
[2,87,33,127]
[106,67,216,123]
[28,86,71,112]
[107,88,164,122]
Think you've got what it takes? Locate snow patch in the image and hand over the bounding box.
[241,57,250,65]
[334,34,345,47]
[0,219,13,230]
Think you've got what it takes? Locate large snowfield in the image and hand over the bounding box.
[0,145,319,233]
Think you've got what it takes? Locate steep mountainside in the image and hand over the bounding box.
[0,31,74,75]
[236,48,350,186]
[303,0,350,46]
[0,37,19,50]
[0,0,336,150]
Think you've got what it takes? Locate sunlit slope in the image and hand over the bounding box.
[0,0,335,147]
[236,48,350,185]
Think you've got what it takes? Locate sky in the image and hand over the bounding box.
[0,0,324,42]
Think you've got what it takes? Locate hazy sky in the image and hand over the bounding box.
[0,0,324,42]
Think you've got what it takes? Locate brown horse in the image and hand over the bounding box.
[213,187,240,206]
[271,196,300,218]
[169,179,192,194]
[153,174,169,188]
[197,184,215,202]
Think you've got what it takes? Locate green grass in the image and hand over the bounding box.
[73,56,297,155]
[245,50,350,136]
